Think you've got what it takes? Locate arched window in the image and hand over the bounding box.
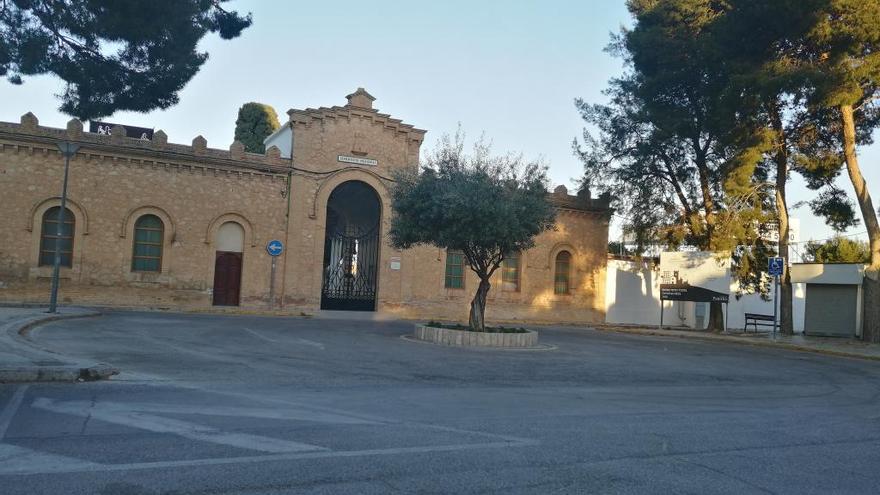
[132,214,164,272]
[554,251,572,295]
[39,207,75,267]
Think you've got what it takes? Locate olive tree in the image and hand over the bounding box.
[389,133,556,331]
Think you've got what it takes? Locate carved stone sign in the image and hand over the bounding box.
[338,155,378,166]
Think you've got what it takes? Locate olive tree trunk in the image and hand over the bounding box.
[840,104,880,342]
[468,278,491,332]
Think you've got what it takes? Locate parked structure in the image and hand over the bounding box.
[791,263,865,338]
[0,89,611,324]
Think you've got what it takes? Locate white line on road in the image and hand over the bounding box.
[243,327,325,350]
[242,327,278,343]
[0,438,536,476]
[0,385,28,441]
[32,398,329,454]
[68,400,374,425]
[0,443,102,475]
[292,337,325,350]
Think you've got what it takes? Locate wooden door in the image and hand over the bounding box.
[212,251,242,306]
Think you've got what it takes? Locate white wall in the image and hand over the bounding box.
[605,259,662,326]
[263,126,292,159]
[606,258,805,332]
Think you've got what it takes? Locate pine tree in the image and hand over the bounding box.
[0,1,252,119]
[578,0,774,331]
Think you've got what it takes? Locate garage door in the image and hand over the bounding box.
[804,284,858,337]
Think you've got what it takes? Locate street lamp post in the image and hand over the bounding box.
[48,141,80,314]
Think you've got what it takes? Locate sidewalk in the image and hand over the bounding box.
[596,324,880,361]
[0,306,118,382]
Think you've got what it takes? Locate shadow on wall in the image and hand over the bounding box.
[606,260,661,326]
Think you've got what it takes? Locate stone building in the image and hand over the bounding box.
[0,89,611,324]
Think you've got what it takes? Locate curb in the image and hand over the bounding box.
[0,309,119,383]
[594,326,880,362]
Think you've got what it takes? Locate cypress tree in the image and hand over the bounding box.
[234,103,281,154]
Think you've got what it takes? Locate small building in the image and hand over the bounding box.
[790,263,865,338]
[0,89,612,324]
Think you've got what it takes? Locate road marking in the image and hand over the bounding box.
[32,398,328,454]
[0,439,536,476]
[134,382,535,445]
[0,443,101,475]
[243,327,325,350]
[0,385,28,441]
[64,400,374,425]
[292,337,325,350]
[243,327,278,343]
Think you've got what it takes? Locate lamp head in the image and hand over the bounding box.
[56,142,80,157]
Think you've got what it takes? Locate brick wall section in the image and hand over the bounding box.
[0,114,290,309]
[0,91,611,325]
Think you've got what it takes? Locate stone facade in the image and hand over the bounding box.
[0,89,611,324]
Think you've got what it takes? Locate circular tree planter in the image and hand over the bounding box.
[413,324,539,348]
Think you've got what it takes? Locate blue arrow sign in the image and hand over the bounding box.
[768,257,784,276]
[266,240,284,257]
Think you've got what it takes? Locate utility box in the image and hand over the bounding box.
[790,263,865,338]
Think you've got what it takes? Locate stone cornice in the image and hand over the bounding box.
[0,113,293,176]
[286,105,426,140]
[549,192,612,216]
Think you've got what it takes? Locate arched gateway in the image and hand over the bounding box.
[320,180,381,311]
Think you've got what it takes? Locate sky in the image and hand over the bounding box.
[2,0,878,258]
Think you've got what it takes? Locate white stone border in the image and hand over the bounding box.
[412,324,539,348]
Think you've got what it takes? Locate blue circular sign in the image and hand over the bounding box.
[266,240,284,257]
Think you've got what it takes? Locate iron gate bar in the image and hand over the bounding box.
[321,221,379,311]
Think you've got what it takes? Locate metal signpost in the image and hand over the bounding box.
[48,142,80,314]
[266,240,284,309]
[768,257,785,339]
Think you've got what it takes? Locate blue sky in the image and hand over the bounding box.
[2,0,876,253]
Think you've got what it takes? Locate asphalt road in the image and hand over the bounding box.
[1,311,879,494]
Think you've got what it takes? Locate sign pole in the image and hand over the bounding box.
[767,257,784,339]
[265,240,284,310]
[724,302,728,333]
[269,257,277,310]
[773,274,779,339]
[48,142,79,314]
[659,299,664,330]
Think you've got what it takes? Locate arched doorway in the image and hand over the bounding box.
[213,221,244,306]
[320,180,381,311]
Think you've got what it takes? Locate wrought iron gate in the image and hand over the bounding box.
[320,219,379,311]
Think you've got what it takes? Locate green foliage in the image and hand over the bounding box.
[608,241,633,256]
[808,188,860,232]
[577,0,774,303]
[806,237,870,264]
[390,131,556,275]
[390,131,555,330]
[0,1,252,119]
[793,0,880,110]
[234,103,280,154]
[719,0,880,237]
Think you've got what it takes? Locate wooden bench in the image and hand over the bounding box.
[744,313,775,333]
